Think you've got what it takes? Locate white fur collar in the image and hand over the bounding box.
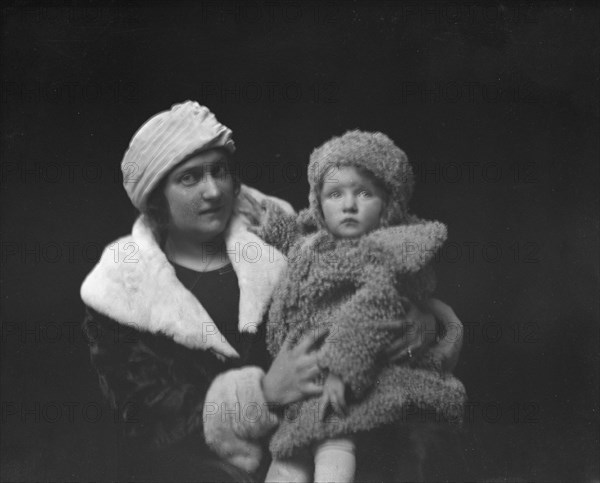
[80,186,290,359]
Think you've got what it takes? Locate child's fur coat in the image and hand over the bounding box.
[258,207,467,458]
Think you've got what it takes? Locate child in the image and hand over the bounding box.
[248,131,466,482]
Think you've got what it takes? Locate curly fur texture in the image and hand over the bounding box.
[258,207,466,458]
[271,366,465,458]
[308,130,414,229]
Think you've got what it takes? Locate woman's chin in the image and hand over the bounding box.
[196,219,230,241]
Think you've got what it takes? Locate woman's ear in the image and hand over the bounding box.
[232,171,241,196]
[224,150,241,196]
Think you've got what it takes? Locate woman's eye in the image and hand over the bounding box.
[359,190,371,198]
[180,173,198,185]
[212,164,228,178]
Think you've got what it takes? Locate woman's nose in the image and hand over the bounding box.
[201,174,222,200]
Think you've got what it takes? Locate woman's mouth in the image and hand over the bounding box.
[341,218,358,224]
[198,206,222,215]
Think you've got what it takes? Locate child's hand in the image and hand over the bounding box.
[237,192,287,239]
[237,191,265,227]
[318,373,347,420]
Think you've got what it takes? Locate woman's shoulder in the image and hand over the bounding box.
[80,216,167,307]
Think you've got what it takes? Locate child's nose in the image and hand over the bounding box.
[342,194,357,211]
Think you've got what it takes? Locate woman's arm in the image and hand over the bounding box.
[319,297,463,401]
[384,298,463,373]
[83,307,215,448]
[424,298,463,373]
[84,307,325,472]
[203,329,326,472]
[84,307,279,472]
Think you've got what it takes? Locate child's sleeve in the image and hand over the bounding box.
[251,199,302,255]
[316,278,406,399]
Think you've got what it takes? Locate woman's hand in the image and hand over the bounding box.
[384,297,438,364]
[424,298,463,373]
[236,191,264,226]
[383,297,464,373]
[262,330,328,406]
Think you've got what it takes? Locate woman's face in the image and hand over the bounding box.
[163,149,236,243]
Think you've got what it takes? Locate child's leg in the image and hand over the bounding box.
[313,437,356,483]
[264,448,312,483]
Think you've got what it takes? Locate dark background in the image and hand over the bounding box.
[1,2,598,481]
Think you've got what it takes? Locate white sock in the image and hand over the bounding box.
[265,451,312,483]
[314,438,356,483]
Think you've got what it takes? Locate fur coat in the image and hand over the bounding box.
[80,185,293,474]
[256,207,467,458]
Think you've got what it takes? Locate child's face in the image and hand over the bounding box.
[320,166,386,238]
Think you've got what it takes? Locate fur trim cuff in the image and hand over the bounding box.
[203,367,280,473]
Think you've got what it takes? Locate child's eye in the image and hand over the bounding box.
[358,190,372,198]
[328,191,341,199]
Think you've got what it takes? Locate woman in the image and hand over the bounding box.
[81,101,464,482]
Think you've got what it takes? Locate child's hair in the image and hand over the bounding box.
[307,130,414,229]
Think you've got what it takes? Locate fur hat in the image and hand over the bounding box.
[307,130,414,229]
